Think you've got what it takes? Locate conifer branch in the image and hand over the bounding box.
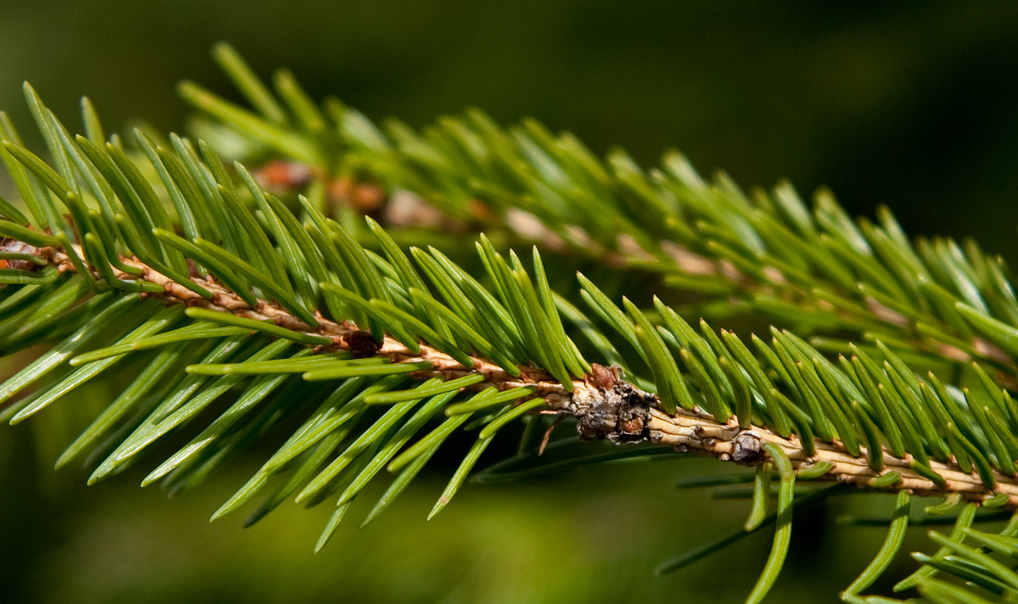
[19,234,1018,511]
[19,239,574,397]
[5,44,1018,603]
[184,45,1018,394]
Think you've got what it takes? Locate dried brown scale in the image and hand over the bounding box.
[16,240,1018,508]
[0,238,45,271]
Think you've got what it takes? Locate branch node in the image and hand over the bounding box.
[567,364,656,444]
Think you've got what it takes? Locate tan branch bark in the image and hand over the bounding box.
[646,407,1018,507]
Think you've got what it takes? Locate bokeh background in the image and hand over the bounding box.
[2,2,1018,602]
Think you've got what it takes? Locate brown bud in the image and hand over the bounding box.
[590,363,617,390]
[341,330,382,358]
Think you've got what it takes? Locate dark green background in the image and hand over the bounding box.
[2,2,1017,602]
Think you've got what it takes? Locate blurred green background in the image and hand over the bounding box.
[2,1,1018,602]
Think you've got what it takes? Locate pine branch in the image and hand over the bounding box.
[20,240,571,398]
[4,45,1018,603]
[22,233,1018,516]
[184,44,1018,393]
